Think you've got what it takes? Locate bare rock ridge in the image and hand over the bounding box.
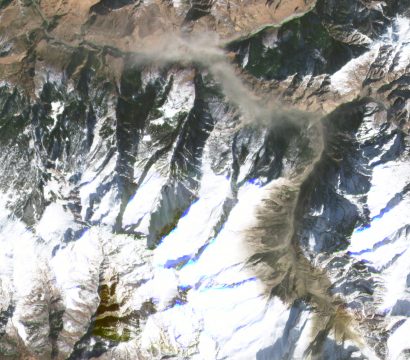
[0,0,316,89]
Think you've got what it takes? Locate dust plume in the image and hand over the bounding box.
[130,32,317,128]
[243,120,367,356]
[131,30,365,356]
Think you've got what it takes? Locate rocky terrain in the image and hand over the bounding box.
[0,0,409,359]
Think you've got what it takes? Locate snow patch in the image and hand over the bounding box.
[36,202,77,243]
[122,171,167,232]
[49,101,64,131]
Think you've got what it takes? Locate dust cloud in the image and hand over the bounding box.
[131,32,316,128]
[132,31,366,356]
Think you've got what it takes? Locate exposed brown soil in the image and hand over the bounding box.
[0,0,316,91]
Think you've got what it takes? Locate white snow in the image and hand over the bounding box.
[348,194,409,255]
[153,165,230,268]
[79,153,117,220]
[36,202,77,243]
[367,160,410,217]
[381,16,410,72]
[330,48,379,96]
[49,101,64,131]
[122,171,167,232]
[156,70,195,121]
[175,180,263,287]
[150,118,165,126]
[387,319,410,360]
[379,244,410,314]
[137,173,290,357]
[90,187,121,226]
[331,16,410,96]
[50,228,102,311]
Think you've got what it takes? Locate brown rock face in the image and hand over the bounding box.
[0,0,316,90]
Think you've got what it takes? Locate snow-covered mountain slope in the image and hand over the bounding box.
[0,0,409,359]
